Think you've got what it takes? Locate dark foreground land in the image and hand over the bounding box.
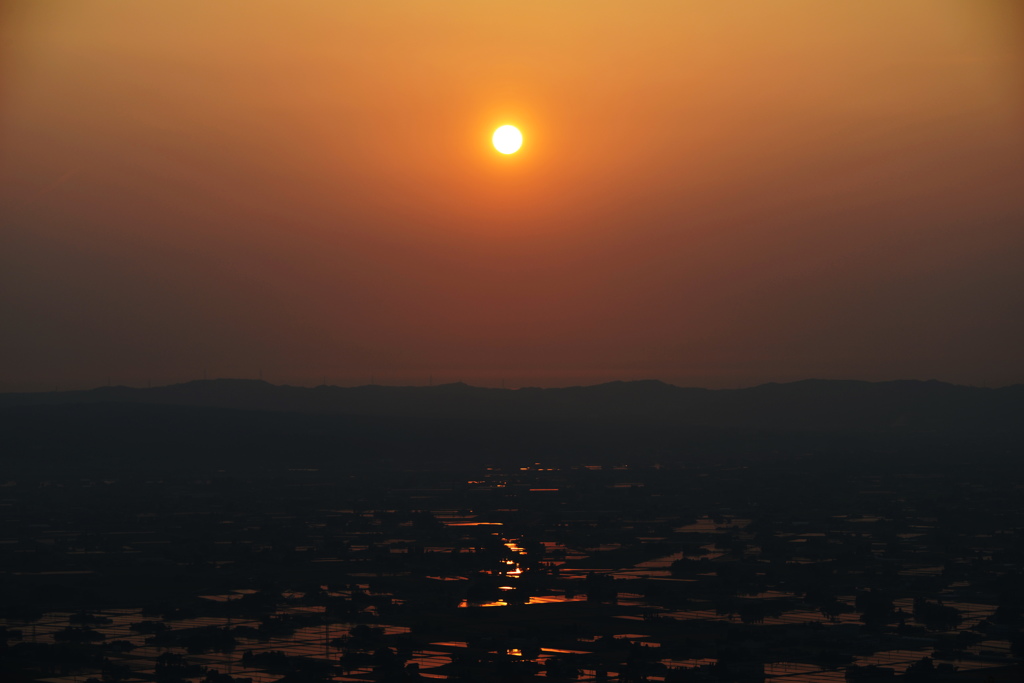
[1,380,1023,683]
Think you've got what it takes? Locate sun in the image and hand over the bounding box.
[492,125,523,154]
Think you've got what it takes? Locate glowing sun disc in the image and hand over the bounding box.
[492,125,523,154]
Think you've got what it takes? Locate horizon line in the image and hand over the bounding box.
[3,376,1019,395]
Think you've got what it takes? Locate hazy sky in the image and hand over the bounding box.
[3,1,1023,390]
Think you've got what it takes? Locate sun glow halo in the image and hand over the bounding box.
[492,125,523,154]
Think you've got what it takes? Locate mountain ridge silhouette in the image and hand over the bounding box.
[2,378,1020,434]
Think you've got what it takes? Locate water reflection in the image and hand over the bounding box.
[4,462,1019,683]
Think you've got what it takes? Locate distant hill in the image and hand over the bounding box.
[1,379,1021,471]
[1,378,1021,436]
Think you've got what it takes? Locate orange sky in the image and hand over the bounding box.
[2,1,1023,390]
